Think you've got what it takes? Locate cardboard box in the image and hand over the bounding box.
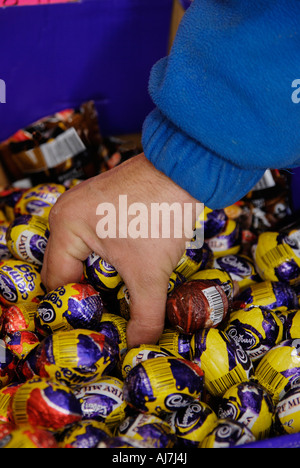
[178,0,192,9]
[0,0,173,142]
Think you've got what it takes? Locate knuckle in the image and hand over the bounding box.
[48,203,60,226]
[48,194,69,226]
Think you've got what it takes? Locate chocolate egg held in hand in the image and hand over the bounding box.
[166,280,229,334]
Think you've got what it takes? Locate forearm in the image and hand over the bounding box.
[142,0,300,208]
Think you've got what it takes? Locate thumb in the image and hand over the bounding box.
[125,278,169,349]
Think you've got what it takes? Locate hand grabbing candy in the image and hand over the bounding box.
[41,154,201,348]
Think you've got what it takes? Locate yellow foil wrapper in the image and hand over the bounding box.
[253,230,300,286]
[0,259,45,306]
[123,356,204,417]
[218,381,274,440]
[14,183,66,219]
[121,344,177,379]
[276,388,300,434]
[256,339,300,404]
[6,214,49,266]
[190,328,254,397]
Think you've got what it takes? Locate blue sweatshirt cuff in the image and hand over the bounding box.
[142,108,265,209]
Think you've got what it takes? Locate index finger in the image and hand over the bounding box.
[41,232,92,292]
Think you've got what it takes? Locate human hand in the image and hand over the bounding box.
[41,153,201,348]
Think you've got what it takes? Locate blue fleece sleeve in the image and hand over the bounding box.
[142,0,300,209]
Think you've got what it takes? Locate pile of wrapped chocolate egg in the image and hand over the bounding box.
[0,170,300,448]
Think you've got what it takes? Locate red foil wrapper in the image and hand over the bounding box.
[166,279,229,334]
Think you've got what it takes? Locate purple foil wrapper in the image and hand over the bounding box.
[225,308,283,360]
[237,281,299,310]
[215,254,260,282]
[203,420,255,447]
[27,330,119,386]
[281,310,300,339]
[84,254,122,291]
[36,288,104,334]
[167,400,216,448]
[66,295,104,330]
[177,334,192,360]
[123,358,204,414]
[275,259,300,283]
[118,414,177,448]
[192,329,254,377]
[217,225,239,249]
[29,234,48,264]
[58,421,110,448]
[98,436,153,448]
[123,364,153,413]
[204,209,228,240]
[218,381,274,423]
